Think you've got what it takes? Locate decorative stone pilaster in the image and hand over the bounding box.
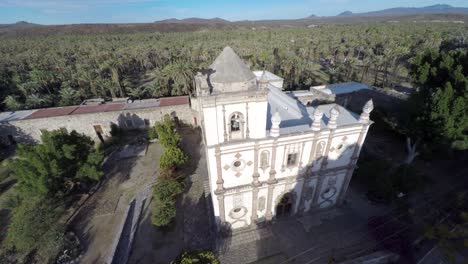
[265,140,278,221]
[251,143,261,223]
[217,194,226,222]
[312,124,336,205]
[222,105,228,142]
[214,146,226,222]
[245,102,250,139]
[337,123,371,204]
[214,146,224,193]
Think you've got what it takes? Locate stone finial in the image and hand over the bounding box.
[328,105,340,129]
[312,109,323,131]
[270,111,281,137]
[259,70,269,89]
[359,99,374,123]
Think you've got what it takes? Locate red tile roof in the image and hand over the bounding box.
[17,96,189,121]
[23,106,78,119]
[158,96,189,107]
[71,103,125,115]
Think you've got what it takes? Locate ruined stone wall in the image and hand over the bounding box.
[0,104,195,143]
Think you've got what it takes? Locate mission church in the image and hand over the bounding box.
[192,47,374,230]
[0,46,374,232]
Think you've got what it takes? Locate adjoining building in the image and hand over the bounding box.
[192,47,374,230]
[0,96,193,145]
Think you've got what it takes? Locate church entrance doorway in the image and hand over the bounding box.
[276,193,293,218]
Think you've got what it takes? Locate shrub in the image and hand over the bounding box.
[4,198,65,260]
[171,251,220,264]
[148,126,158,140]
[154,114,181,148]
[160,146,187,171]
[153,177,183,201]
[151,197,176,227]
[151,177,183,227]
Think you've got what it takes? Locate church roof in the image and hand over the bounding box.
[267,85,360,134]
[209,47,256,84]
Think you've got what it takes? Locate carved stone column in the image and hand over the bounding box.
[245,102,250,139]
[312,127,336,205]
[251,142,261,223]
[265,140,278,221]
[337,124,371,204]
[222,105,228,142]
[298,132,319,213]
[214,146,226,222]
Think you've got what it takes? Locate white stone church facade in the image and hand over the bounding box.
[192,47,374,230]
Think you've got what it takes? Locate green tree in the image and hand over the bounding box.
[151,175,183,227]
[11,129,103,197]
[408,48,468,150]
[154,114,181,148]
[4,198,65,260]
[3,95,23,111]
[151,197,177,227]
[160,146,187,171]
[153,176,183,201]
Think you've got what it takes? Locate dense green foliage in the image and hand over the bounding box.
[10,129,104,197]
[154,114,181,148]
[4,198,65,261]
[424,192,468,260]
[355,158,423,203]
[172,250,220,264]
[151,176,183,227]
[408,48,468,150]
[160,146,188,171]
[1,23,466,110]
[151,115,187,227]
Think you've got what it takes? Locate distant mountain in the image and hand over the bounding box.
[305,14,318,19]
[0,21,40,29]
[337,4,468,17]
[338,11,354,16]
[155,17,230,24]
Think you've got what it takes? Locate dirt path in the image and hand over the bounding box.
[71,139,162,264]
[128,128,214,264]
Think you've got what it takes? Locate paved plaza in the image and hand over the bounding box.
[217,185,389,264]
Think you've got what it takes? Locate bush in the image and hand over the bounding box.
[154,114,181,148]
[151,177,183,227]
[171,251,220,264]
[160,146,187,171]
[151,197,177,227]
[153,176,183,201]
[148,126,158,140]
[4,198,65,260]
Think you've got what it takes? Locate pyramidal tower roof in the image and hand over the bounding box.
[209,46,256,84]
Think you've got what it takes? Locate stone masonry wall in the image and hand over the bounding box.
[0,104,194,143]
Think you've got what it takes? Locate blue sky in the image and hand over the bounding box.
[1,0,467,25]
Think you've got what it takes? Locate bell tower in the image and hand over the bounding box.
[194,47,269,146]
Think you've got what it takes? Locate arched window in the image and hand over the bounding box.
[229,112,244,140]
[231,113,242,132]
[260,150,269,169]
